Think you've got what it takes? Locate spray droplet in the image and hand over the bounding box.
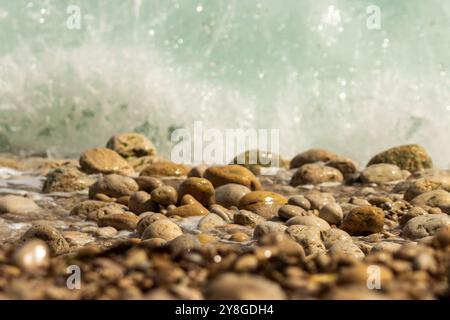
[196,5,203,13]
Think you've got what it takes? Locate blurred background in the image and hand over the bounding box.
[0,0,449,167]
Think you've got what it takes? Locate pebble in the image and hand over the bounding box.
[139,162,189,177]
[0,195,40,215]
[187,165,207,178]
[278,204,308,220]
[140,238,167,249]
[167,234,200,256]
[286,215,331,230]
[230,150,284,175]
[141,219,183,241]
[287,195,311,210]
[209,204,233,223]
[79,147,134,175]
[402,214,450,239]
[13,240,50,273]
[198,213,226,231]
[20,224,69,256]
[367,144,432,172]
[326,156,358,176]
[404,177,450,201]
[238,191,287,219]
[128,191,158,214]
[229,232,249,242]
[410,189,450,214]
[98,212,139,231]
[89,174,139,199]
[399,206,428,227]
[253,221,287,239]
[87,203,127,221]
[177,177,215,206]
[233,210,266,227]
[150,186,178,206]
[289,149,339,169]
[360,164,404,184]
[214,183,251,208]
[95,226,118,237]
[340,205,385,236]
[106,132,156,158]
[304,190,335,210]
[205,273,286,299]
[290,163,343,186]
[137,213,167,235]
[328,240,365,259]
[127,155,168,172]
[134,176,164,193]
[319,203,344,225]
[203,165,262,190]
[42,166,95,193]
[166,202,209,217]
[321,228,352,248]
[286,225,326,255]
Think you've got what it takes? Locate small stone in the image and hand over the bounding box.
[141,219,183,241]
[205,273,285,299]
[177,177,215,206]
[286,215,331,230]
[233,210,266,227]
[326,156,358,176]
[286,225,326,255]
[238,191,287,219]
[350,197,371,206]
[128,191,158,214]
[360,164,404,184]
[367,144,432,173]
[321,228,352,248]
[290,163,343,186]
[196,233,217,244]
[278,204,308,220]
[229,232,249,242]
[98,212,139,231]
[214,183,251,208]
[95,227,118,237]
[404,177,450,201]
[402,214,450,239]
[340,205,385,236]
[304,190,335,210]
[150,186,178,206]
[167,234,200,256]
[20,224,69,256]
[137,213,167,235]
[290,149,339,169]
[187,165,208,178]
[128,155,168,172]
[13,240,50,273]
[166,203,209,217]
[198,213,226,231]
[328,241,365,259]
[287,195,311,210]
[0,195,40,215]
[79,147,133,175]
[86,202,127,221]
[42,166,95,193]
[134,176,164,193]
[410,189,450,214]
[106,132,156,158]
[230,149,284,175]
[209,204,233,223]
[204,165,261,190]
[319,203,344,225]
[140,238,167,249]
[140,162,189,177]
[399,207,428,227]
[253,221,287,239]
[89,174,139,199]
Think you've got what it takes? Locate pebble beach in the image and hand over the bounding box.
[0,134,449,300]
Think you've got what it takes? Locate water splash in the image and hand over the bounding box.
[0,0,449,167]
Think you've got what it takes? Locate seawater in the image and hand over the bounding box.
[0,0,449,167]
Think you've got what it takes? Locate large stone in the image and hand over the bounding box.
[360,164,404,184]
[19,224,69,256]
[290,149,339,169]
[404,177,450,201]
[140,162,189,177]
[141,219,183,241]
[204,165,261,190]
[79,147,133,175]
[106,132,156,158]
[151,186,178,206]
[290,163,343,186]
[177,177,215,206]
[89,174,139,199]
[128,191,158,214]
[326,156,358,176]
[238,191,287,219]
[205,273,285,300]
[367,144,432,172]
[410,189,450,214]
[402,214,450,239]
[340,205,385,236]
[0,195,40,215]
[98,212,139,231]
[42,166,95,193]
[214,183,251,208]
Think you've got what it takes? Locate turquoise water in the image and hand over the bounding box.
[0,0,449,167]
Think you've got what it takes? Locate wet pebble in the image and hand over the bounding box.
[141,219,183,241]
[319,203,344,225]
[402,214,450,239]
[20,223,69,256]
[340,205,385,236]
[214,183,251,208]
[0,195,40,215]
[286,215,331,230]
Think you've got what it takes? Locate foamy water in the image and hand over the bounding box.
[0,0,449,167]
